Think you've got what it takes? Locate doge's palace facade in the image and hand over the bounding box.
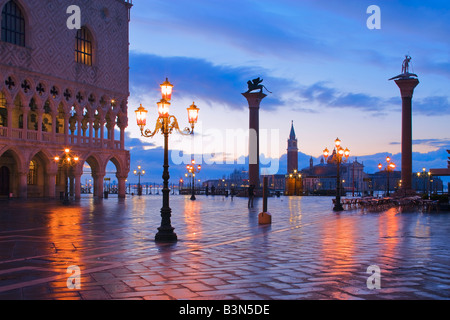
[0,0,132,199]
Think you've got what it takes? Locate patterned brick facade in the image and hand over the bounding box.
[0,0,132,199]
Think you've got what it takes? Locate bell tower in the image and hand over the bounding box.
[287,121,298,173]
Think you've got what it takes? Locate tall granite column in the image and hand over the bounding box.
[242,92,266,189]
[394,77,419,192]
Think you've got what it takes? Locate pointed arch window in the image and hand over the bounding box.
[1,1,25,46]
[75,27,93,66]
[0,92,6,127]
[27,160,37,185]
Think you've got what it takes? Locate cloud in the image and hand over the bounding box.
[413,96,450,116]
[295,81,383,112]
[390,138,450,149]
[129,52,284,110]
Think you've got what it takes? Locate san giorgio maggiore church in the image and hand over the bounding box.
[285,122,367,196]
[0,0,132,199]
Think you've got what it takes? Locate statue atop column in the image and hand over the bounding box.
[402,55,411,74]
[389,55,418,80]
[245,77,272,94]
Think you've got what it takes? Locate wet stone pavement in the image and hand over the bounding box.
[0,195,449,300]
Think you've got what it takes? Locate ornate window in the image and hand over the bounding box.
[0,93,6,127]
[1,1,25,46]
[27,161,37,185]
[75,27,93,66]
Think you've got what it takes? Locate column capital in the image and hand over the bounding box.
[242,92,267,108]
[394,78,419,98]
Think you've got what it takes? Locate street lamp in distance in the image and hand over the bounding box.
[54,148,80,205]
[133,166,145,196]
[378,156,396,197]
[186,159,201,200]
[323,138,350,211]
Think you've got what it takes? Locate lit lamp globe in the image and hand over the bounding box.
[157,99,170,118]
[135,104,148,130]
[323,147,329,159]
[335,138,341,148]
[187,102,200,131]
[344,148,350,158]
[160,78,174,101]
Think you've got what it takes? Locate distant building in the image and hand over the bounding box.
[430,149,450,194]
[287,121,298,174]
[261,174,286,192]
[300,155,367,196]
[285,121,303,195]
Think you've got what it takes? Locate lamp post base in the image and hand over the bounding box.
[190,194,196,200]
[333,203,344,211]
[155,227,178,242]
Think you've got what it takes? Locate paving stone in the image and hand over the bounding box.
[0,196,449,300]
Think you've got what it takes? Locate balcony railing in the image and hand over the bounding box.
[0,127,122,150]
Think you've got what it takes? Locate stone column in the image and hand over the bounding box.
[74,173,82,200]
[88,118,94,147]
[93,172,105,198]
[21,108,28,139]
[51,111,57,141]
[119,124,126,150]
[394,77,419,192]
[6,103,13,138]
[116,174,127,198]
[108,121,115,149]
[100,121,105,149]
[37,109,43,142]
[18,171,28,199]
[77,116,82,145]
[64,114,70,145]
[45,171,57,198]
[242,92,266,189]
[69,176,75,197]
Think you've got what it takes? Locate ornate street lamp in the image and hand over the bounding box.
[284,169,302,196]
[135,78,199,242]
[186,159,201,200]
[323,138,350,211]
[378,156,396,197]
[133,166,145,196]
[54,148,79,205]
[417,168,432,198]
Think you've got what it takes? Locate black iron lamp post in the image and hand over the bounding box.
[417,167,431,198]
[378,156,396,197]
[135,78,200,242]
[54,148,79,205]
[133,166,145,196]
[284,169,302,196]
[323,138,350,211]
[186,159,201,200]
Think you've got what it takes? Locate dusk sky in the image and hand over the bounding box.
[117,0,450,184]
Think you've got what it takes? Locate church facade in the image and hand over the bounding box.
[0,0,132,199]
[284,121,367,196]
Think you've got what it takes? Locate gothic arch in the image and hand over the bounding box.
[0,146,25,172]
